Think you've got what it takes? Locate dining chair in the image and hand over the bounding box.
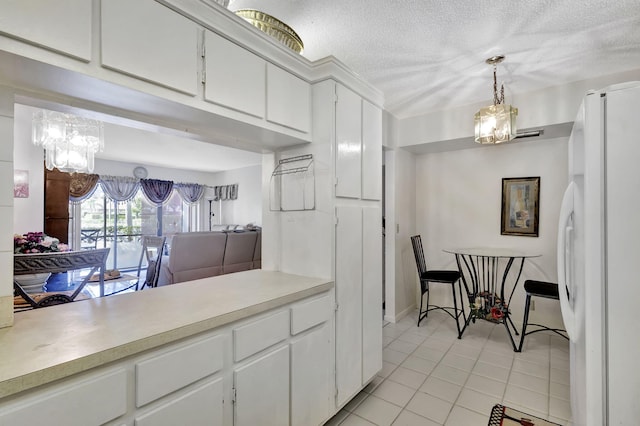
[517,280,569,352]
[135,236,167,290]
[410,235,466,337]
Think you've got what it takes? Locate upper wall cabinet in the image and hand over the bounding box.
[334,84,382,200]
[204,31,266,119]
[266,63,311,133]
[335,84,363,199]
[362,100,382,200]
[101,0,199,95]
[0,0,91,61]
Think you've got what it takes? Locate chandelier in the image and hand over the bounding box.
[32,110,104,173]
[474,55,518,144]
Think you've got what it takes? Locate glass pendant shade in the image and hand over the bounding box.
[32,110,104,173]
[474,104,518,144]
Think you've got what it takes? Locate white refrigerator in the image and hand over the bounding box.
[558,81,640,425]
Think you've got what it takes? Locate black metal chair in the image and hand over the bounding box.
[410,235,466,337]
[517,280,569,352]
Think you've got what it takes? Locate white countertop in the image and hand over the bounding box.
[0,270,333,399]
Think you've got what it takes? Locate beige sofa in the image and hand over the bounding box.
[157,230,261,286]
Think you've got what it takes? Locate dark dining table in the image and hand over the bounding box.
[444,248,541,351]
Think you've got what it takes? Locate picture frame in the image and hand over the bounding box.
[13,169,29,198]
[501,176,540,237]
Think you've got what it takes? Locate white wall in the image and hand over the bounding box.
[398,68,640,147]
[205,165,262,227]
[13,104,44,235]
[415,137,568,329]
[384,148,417,322]
[0,87,15,327]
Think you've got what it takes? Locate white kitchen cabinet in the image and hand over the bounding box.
[0,0,92,61]
[290,293,334,426]
[335,205,364,406]
[361,206,383,383]
[204,31,266,118]
[335,85,363,199]
[233,309,289,362]
[266,63,311,133]
[362,100,383,200]
[0,369,127,426]
[101,0,199,95]
[134,378,223,426]
[136,334,225,407]
[290,322,332,426]
[233,345,290,426]
[334,204,382,406]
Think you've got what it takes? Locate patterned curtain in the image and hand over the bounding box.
[175,183,205,204]
[140,178,174,206]
[99,175,140,202]
[69,173,100,204]
[213,183,239,201]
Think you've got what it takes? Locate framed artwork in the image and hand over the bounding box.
[13,169,29,198]
[501,176,540,237]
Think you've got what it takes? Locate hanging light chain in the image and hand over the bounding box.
[493,64,505,106]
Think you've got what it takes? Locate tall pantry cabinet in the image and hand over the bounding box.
[312,80,383,408]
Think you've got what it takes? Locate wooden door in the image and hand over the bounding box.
[44,167,70,243]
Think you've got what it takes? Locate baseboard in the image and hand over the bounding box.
[383,304,416,324]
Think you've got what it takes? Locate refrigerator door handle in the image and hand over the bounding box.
[557,182,577,340]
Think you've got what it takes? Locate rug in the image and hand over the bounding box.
[488,404,561,426]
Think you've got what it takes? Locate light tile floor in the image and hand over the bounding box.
[325,311,572,426]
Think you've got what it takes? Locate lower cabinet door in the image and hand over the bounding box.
[134,378,223,426]
[290,322,332,426]
[233,345,289,426]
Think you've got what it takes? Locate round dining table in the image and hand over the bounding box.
[443,248,541,351]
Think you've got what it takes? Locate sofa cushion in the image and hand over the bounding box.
[222,231,258,274]
[157,232,228,285]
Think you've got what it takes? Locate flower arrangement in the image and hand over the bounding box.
[14,232,70,254]
[469,292,509,323]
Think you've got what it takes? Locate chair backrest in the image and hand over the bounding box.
[80,229,100,250]
[137,236,167,288]
[410,235,428,276]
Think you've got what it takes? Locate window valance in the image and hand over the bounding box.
[69,173,100,204]
[140,178,174,206]
[212,184,238,201]
[175,182,205,204]
[68,173,212,206]
[99,175,141,203]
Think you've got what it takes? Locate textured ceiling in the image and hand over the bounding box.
[229,0,640,119]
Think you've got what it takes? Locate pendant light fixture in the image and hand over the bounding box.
[32,109,104,173]
[474,55,518,144]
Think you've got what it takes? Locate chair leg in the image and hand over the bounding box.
[418,283,430,326]
[417,290,424,326]
[517,293,532,352]
[451,280,462,339]
[425,285,430,319]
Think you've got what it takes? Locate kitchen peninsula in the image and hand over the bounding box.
[0,270,334,425]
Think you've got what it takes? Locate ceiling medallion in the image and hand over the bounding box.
[474,55,518,144]
[235,9,304,54]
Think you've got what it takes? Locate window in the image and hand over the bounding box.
[73,185,196,271]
